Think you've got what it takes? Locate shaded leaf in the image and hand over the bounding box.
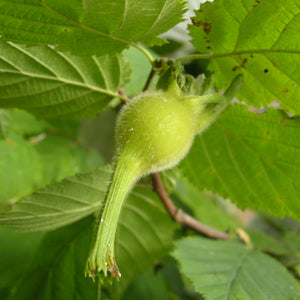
[8,185,176,299]
[9,109,45,136]
[10,216,99,300]
[189,0,300,114]
[115,186,176,293]
[43,118,80,138]
[159,255,203,300]
[0,40,130,118]
[248,230,288,256]
[0,134,40,208]
[0,109,11,139]
[0,228,42,299]
[34,135,104,185]
[180,104,300,219]
[0,0,185,56]
[0,165,110,231]
[172,174,241,232]
[283,231,300,254]
[173,236,300,300]
[0,129,103,212]
[121,267,170,300]
[79,109,117,162]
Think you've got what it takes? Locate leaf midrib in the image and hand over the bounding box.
[40,1,136,46]
[224,248,250,299]
[0,0,133,46]
[213,49,300,58]
[0,203,98,221]
[0,69,120,99]
[179,49,300,63]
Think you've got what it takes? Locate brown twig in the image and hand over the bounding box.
[143,69,157,92]
[152,173,230,240]
[118,88,129,104]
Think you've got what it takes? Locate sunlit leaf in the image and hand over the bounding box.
[0,0,185,56]
[173,236,300,300]
[180,104,300,219]
[189,0,300,114]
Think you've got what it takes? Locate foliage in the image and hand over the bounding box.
[0,0,300,299]
[180,105,300,219]
[189,0,300,114]
[173,236,300,299]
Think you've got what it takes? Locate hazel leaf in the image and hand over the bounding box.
[0,109,11,139]
[0,166,110,231]
[173,236,300,300]
[189,0,300,115]
[4,188,176,298]
[0,40,131,119]
[0,0,185,56]
[180,104,300,220]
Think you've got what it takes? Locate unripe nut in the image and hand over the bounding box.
[85,75,242,280]
[115,91,195,175]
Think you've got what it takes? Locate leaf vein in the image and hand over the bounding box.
[34,190,94,206]
[270,10,300,49]
[200,135,234,199]
[223,132,259,198]
[216,124,300,189]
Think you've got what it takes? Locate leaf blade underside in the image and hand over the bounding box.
[0,0,185,56]
[0,40,131,118]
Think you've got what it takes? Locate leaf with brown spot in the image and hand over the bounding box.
[189,0,300,115]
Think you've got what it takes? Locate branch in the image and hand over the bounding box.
[118,88,129,104]
[143,69,157,92]
[152,173,230,240]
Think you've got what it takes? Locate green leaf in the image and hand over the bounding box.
[158,256,200,300]
[34,135,104,185]
[0,0,185,56]
[189,0,300,114]
[9,109,45,136]
[0,126,103,212]
[115,185,176,291]
[0,165,177,266]
[0,228,42,299]
[173,236,300,300]
[0,40,130,119]
[10,216,99,300]
[8,186,176,299]
[247,230,288,256]
[43,118,80,138]
[172,174,241,232]
[121,267,170,300]
[123,46,158,97]
[0,133,40,208]
[80,109,117,162]
[180,104,300,219]
[0,165,110,231]
[283,231,300,255]
[0,109,11,139]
